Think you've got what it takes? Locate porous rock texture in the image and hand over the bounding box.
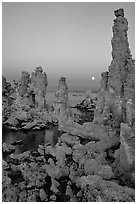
[3,67,53,128]
[3,73,73,129]
[2,76,14,122]
[16,66,48,110]
[93,8,135,183]
[58,7,135,195]
[75,90,97,111]
[53,77,72,121]
[2,8,135,202]
[29,66,48,109]
[74,91,97,124]
[94,8,135,126]
[2,131,135,201]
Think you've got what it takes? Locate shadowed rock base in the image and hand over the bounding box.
[2,8,135,202]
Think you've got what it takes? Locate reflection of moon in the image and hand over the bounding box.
[91,76,95,80]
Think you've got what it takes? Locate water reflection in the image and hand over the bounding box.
[44,127,59,146]
[2,125,61,155]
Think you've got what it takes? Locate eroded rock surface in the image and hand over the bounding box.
[15,66,48,110]
[94,8,135,127]
[2,8,135,202]
[2,130,135,202]
[53,77,71,121]
[30,66,48,109]
[58,7,135,193]
[2,76,14,122]
[3,67,52,129]
[92,8,135,184]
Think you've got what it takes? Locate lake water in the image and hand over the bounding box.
[2,125,63,156]
[46,92,97,107]
[3,91,97,157]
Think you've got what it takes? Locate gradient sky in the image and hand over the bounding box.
[2,2,135,88]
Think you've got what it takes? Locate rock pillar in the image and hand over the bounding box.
[53,77,71,120]
[30,66,48,109]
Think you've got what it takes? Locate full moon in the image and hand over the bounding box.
[91,76,95,80]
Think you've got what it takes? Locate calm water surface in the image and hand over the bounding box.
[2,92,97,156]
[2,125,63,155]
[46,92,97,107]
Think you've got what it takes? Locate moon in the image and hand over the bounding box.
[91,76,95,80]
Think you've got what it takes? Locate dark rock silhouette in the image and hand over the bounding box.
[114,8,124,17]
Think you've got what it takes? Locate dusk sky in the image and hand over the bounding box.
[2,2,135,88]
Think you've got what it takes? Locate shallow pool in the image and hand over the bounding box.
[2,125,63,155]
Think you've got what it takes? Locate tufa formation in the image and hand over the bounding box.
[93,8,135,182]
[3,66,49,128]
[2,8,135,202]
[16,66,48,109]
[2,76,14,122]
[53,77,71,120]
[94,8,135,126]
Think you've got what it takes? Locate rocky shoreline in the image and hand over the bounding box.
[2,128,135,202]
[2,8,135,202]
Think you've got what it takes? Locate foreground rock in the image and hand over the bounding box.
[92,8,135,181]
[2,8,135,202]
[57,7,135,191]
[2,129,135,201]
[76,175,134,202]
[2,143,15,154]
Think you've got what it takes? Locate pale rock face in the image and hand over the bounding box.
[19,71,30,96]
[14,66,48,110]
[53,77,71,119]
[125,99,135,126]
[2,76,14,122]
[108,10,132,95]
[30,66,48,109]
[3,66,48,127]
[2,9,135,202]
[93,8,135,178]
[30,67,48,94]
[124,59,135,101]
[2,76,14,99]
[54,77,68,104]
[93,8,135,127]
[118,123,135,178]
[93,72,109,124]
[100,72,108,91]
